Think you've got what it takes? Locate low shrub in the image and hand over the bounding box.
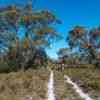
[0,61,9,73]
[0,60,18,73]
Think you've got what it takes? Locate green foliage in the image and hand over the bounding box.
[0,61,9,72]
[0,61,9,73]
[57,48,71,57]
[7,60,18,71]
[0,60,19,73]
[0,1,62,72]
[67,26,100,67]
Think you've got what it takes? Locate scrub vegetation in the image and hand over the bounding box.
[0,0,100,100]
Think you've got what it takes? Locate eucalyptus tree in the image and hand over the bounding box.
[57,48,71,64]
[0,5,21,53]
[0,0,62,70]
[58,48,71,57]
[17,2,61,68]
[67,26,100,67]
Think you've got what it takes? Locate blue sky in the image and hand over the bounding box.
[0,0,100,59]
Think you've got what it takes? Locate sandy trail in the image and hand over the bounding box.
[64,75,93,100]
[47,71,55,100]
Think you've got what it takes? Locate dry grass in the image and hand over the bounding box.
[0,65,100,100]
[62,67,100,100]
[0,68,49,100]
[54,71,83,100]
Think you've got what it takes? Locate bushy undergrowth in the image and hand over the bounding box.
[0,60,19,73]
[0,61,10,73]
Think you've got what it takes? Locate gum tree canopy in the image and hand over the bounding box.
[0,0,61,69]
[67,26,100,67]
